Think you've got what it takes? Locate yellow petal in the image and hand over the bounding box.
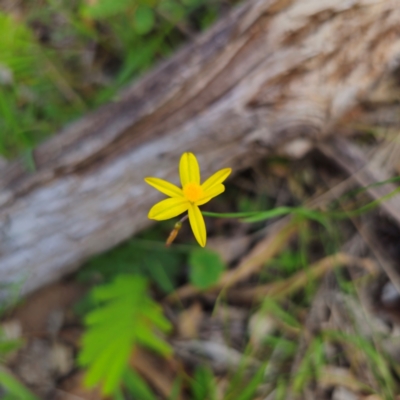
[145,177,183,198]
[148,198,189,221]
[180,152,200,186]
[188,203,206,247]
[201,168,231,191]
[195,184,225,206]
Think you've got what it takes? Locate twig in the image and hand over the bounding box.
[227,253,377,305]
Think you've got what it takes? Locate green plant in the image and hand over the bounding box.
[265,249,304,275]
[77,239,183,294]
[0,11,86,158]
[0,328,38,400]
[260,298,301,331]
[121,368,157,400]
[78,275,172,395]
[224,361,268,400]
[324,330,396,399]
[0,0,225,158]
[189,248,225,289]
[291,336,325,394]
[0,368,39,400]
[191,365,217,400]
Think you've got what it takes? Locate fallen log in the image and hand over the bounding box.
[1,0,400,296]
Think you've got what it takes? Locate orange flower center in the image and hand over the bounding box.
[183,182,203,203]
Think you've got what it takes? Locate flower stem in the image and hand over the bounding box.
[166,214,188,247]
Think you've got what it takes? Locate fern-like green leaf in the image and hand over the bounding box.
[78,275,172,395]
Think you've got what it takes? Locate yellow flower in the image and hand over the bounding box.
[145,152,231,247]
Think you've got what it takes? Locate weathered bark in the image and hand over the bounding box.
[1,0,400,296]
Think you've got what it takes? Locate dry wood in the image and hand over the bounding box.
[1,0,400,296]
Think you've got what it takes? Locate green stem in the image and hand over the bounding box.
[201,211,263,218]
[201,185,400,223]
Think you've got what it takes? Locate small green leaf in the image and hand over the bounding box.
[0,328,23,359]
[0,367,39,400]
[22,149,36,172]
[236,363,266,400]
[158,1,185,22]
[191,366,217,400]
[80,0,132,19]
[113,387,125,400]
[189,249,225,289]
[261,298,301,329]
[168,376,183,400]
[123,369,157,400]
[181,0,202,6]
[134,6,155,35]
